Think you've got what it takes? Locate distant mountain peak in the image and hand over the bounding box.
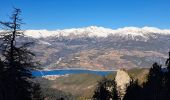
[24,26,170,40]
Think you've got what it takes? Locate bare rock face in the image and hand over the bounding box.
[115,69,131,99]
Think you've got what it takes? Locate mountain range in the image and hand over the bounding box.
[18,26,170,70]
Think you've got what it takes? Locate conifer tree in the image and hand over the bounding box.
[123,79,142,100]
[93,78,111,100]
[0,8,40,100]
[93,77,120,100]
[142,63,163,100]
[164,51,170,99]
[111,79,120,100]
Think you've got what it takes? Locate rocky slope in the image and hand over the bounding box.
[9,26,170,70]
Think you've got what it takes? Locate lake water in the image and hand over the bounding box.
[32,69,116,76]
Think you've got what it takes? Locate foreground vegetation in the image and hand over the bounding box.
[93,53,170,100]
[34,69,148,99]
[0,8,42,100]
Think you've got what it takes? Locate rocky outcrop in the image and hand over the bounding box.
[115,69,131,99]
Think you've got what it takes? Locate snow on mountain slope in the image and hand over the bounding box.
[24,26,170,40]
[21,26,170,70]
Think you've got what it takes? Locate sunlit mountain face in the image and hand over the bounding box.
[16,26,170,70]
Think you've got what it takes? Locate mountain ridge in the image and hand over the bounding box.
[24,26,170,40]
[2,26,169,70]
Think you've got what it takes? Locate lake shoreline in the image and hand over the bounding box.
[42,68,117,71]
[32,69,117,77]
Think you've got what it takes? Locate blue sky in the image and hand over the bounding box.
[0,0,170,30]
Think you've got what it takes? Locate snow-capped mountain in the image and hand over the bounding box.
[24,26,170,41]
[20,26,170,70]
[2,26,170,70]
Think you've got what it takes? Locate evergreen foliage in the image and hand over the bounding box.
[123,79,142,100]
[0,8,41,100]
[93,77,120,100]
[124,52,170,100]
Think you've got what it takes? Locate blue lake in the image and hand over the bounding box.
[32,69,116,77]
